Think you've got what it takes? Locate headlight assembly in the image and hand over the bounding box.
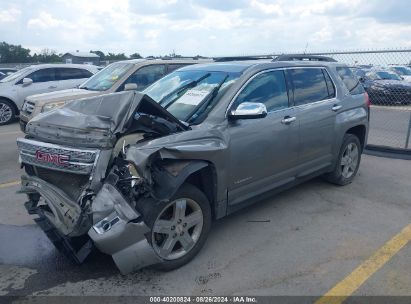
[42,101,66,113]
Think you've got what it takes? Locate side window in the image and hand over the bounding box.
[336,67,364,95]
[123,65,166,91]
[168,64,188,73]
[27,68,56,83]
[288,68,331,106]
[57,68,93,81]
[322,69,336,98]
[234,70,289,112]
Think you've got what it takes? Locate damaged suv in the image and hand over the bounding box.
[17,60,369,274]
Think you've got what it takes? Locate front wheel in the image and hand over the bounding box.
[148,183,212,271]
[0,99,16,126]
[324,134,362,186]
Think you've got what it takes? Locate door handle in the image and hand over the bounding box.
[48,85,57,89]
[332,104,342,111]
[281,116,296,124]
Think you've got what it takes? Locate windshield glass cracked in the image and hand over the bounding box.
[16,61,368,274]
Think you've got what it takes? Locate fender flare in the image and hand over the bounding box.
[151,160,209,201]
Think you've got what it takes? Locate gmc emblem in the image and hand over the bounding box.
[35,150,70,166]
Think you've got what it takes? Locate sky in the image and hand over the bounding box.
[0,0,411,57]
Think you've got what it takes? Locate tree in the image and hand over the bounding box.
[130,52,142,59]
[35,48,60,63]
[0,41,31,63]
[105,52,128,60]
[90,50,105,60]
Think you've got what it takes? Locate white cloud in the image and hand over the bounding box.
[0,0,410,57]
[0,8,21,23]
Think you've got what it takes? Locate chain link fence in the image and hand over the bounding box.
[285,49,411,151]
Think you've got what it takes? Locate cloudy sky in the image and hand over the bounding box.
[1,0,410,57]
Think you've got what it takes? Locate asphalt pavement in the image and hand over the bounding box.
[0,121,410,300]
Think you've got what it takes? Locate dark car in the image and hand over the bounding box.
[16,60,369,274]
[360,70,411,105]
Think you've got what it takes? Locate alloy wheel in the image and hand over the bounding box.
[152,198,204,260]
[340,142,359,179]
[0,102,12,124]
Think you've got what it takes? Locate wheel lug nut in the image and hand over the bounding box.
[171,226,175,230]
[177,219,182,224]
[173,233,177,238]
[183,223,187,227]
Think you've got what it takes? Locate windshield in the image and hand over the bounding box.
[144,70,240,122]
[0,66,32,83]
[79,62,133,91]
[392,67,411,76]
[376,71,402,81]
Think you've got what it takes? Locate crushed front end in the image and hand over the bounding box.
[16,91,189,274]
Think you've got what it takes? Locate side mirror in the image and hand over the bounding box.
[228,102,267,120]
[124,83,138,91]
[22,78,33,86]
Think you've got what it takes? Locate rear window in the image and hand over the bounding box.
[336,67,365,95]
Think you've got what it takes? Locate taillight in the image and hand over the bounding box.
[364,92,371,108]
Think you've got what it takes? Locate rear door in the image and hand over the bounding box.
[56,67,94,89]
[286,67,338,177]
[227,70,299,205]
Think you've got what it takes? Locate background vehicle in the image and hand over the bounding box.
[19,59,206,131]
[17,60,368,274]
[0,68,18,76]
[0,64,98,125]
[389,65,411,82]
[360,69,411,105]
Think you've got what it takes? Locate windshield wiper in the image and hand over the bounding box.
[159,73,211,107]
[186,74,229,123]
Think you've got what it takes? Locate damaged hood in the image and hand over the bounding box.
[25,91,189,148]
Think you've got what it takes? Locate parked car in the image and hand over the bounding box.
[19,59,206,131]
[0,64,98,125]
[0,68,18,76]
[360,69,411,105]
[17,60,368,274]
[389,66,411,82]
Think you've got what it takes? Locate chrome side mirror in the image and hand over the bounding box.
[22,78,33,86]
[124,83,138,91]
[229,102,267,119]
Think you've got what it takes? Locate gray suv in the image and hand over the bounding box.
[16,60,369,274]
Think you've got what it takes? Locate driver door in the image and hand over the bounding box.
[227,70,299,206]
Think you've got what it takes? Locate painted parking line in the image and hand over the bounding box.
[315,223,411,304]
[0,180,20,189]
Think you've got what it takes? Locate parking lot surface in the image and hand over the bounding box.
[0,122,410,299]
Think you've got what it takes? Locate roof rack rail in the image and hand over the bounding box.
[214,55,274,62]
[273,54,337,62]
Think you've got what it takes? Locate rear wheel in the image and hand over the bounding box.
[324,134,361,186]
[0,99,16,126]
[147,183,211,271]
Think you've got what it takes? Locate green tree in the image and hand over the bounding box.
[130,52,142,59]
[0,41,31,63]
[90,50,105,60]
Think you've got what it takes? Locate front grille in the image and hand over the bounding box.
[22,100,35,115]
[17,138,100,175]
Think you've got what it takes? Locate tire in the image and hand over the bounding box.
[145,183,212,271]
[324,134,362,186]
[0,99,17,126]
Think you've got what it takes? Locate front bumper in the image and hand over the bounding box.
[20,174,161,274]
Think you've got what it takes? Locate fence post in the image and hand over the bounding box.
[406,111,411,149]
